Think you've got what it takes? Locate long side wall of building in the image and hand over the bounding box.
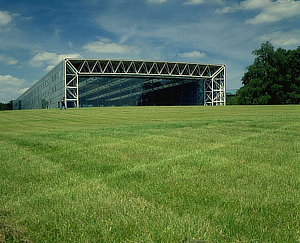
[13,62,65,110]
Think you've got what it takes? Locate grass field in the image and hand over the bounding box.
[0,105,299,243]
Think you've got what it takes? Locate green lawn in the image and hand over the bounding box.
[0,106,299,242]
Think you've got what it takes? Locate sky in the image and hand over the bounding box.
[0,0,300,103]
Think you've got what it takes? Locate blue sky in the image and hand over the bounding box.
[0,0,300,102]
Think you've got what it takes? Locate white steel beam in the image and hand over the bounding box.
[65,59,226,106]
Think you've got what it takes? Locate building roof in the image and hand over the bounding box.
[65,59,225,79]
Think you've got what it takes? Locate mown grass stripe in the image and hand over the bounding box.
[0,106,299,242]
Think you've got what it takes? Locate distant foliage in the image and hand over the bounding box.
[235,42,300,105]
[0,101,12,111]
[226,95,238,105]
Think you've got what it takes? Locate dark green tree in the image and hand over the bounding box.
[235,42,300,105]
[0,101,13,111]
[286,46,300,103]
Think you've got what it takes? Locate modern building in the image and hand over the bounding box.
[13,59,226,109]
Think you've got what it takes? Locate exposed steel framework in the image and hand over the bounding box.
[65,59,226,108]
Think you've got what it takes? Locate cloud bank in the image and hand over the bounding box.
[0,11,12,26]
[0,54,18,65]
[215,0,300,24]
[178,51,207,58]
[0,75,29,102]
[257,29,300,47]
[29,52,82,71]
[82,37,141,56]
[183,0,205,5]
[146,0,167,4]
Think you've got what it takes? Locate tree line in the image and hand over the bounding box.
[0,101,13,111]
[231,42,300,105]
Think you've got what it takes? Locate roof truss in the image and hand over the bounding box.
[64,59,226,107]
[65,59,224,78]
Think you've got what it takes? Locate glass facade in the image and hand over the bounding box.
[13,59,225,110]
[78,76,204,107]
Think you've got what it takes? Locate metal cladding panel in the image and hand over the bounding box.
[13,61,65,110]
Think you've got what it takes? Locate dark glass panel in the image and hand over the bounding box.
[172,80,183,105]
[120,96,131,106]
[81,62,90,73]
[78,75,201,107]
[87,60,97,72]
[70,60,84,72]
[122,61,131,73]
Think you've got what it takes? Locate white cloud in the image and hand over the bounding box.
[246,13,280,25]
[215,0,300,24]
[0,86,30,103]
[247,1,300,25]
[184,0,224,5]
[215,6,236,14]
[119,24,138,44]
[68,41,74,48]
[239,0,270,10]
[0,11,12,26]
[146,0,167,3]
[183,0,205,5]
[93,14,255,65]
[178,51,207,58]
[82,37,140,55]
[0,10,30,27]
[29,51,82,71]
[0,54,19,65]
[257,29,300,47]
[215,0,272,13]
[0,74,25,86]
[0,75,29,102]
[18,87,30,94]
[44,65,56,72]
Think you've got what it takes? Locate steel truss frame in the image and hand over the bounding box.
[64,59,226,107]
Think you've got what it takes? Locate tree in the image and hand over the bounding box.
[235,42,300,105]
[286,46,300,104]
[0,101,13,111]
